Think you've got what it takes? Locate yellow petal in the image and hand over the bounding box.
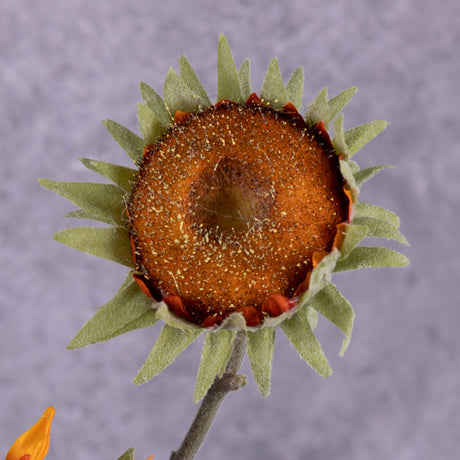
[6,407,55,460]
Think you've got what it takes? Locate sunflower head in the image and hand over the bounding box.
[40,34,408,400]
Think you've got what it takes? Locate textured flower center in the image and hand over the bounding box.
[188,156,274,235]
[128,99,349,325]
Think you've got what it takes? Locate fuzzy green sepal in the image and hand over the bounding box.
[117,448,135,460]
[79,158,137,193]
[345,120,388,156]
[194,330,236,402]
[354,164,394,185]
[155,303,203,331]
[53,227,134,268]
[281,302,332,377]
[247,327,275,397]
[164,68,208,116]
[133,324,202,385]
[217,34,242,102]
[260,58,289,108]
[310,283,354,356]
[328,86,357,121]
[237,59,252,101]
[68,272,158,349]
[179,54,212,107]
[39,179,126,227]
[137,103,166,145]
[102,119,144,164]
[306,87,329,126]
[285,67,304,110]
[334,246,410,272]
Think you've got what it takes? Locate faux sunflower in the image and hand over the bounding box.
[40,35,408,402]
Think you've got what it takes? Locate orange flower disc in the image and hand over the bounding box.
[128,95,350,326]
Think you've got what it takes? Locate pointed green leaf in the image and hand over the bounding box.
[112,309,158,338]
[332,113,347,156]
[328,86,357,120]
[281,305,332,377]
[179,54,212,106]
[311,283,354,356]
[117,448,135,460]
[102,119,144,164]
[247,327,275,397]
[345,120,388,156]
[306,306,318,330]
[133,325,201,384]
[137,103,166,145]
[63,209,114,225]
[80,158,137,193]
[306,87,330,126]
[352,217,408,245]
[286,66,304,109]
[238,58,251,101]
[339,224,368,258]
[339,159,359,202]
[348,160,360,174]
[39,179,126,227]
[217,34,242,102]
[139,82,171,126]
[354,164,394,185]
[53,227,134,268]
[68,273,156,348]
[155,303,203,332]
[305,249,341,304]
[354,201,400,227]
[260,58,288,108]
[164,68,205,116]
[194,330,235,402]
[334,246,409,272]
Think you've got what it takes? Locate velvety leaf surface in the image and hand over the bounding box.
[247,327,275,397]
[102,119,144,164]
[281,305,332,377]
[285,66,304,109]
[68,273,156,348]
[80,158,137,193]
[334,246,410,271]
[53,226,134,267]
[194,329,235,402]
[133,325,201,384]
[217,34,242,102]
[260,58,288,108]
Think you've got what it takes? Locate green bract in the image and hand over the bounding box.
[40,34,408,401]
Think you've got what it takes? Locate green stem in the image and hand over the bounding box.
[170,331,247,460]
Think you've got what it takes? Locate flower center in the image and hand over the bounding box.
[128,99,349,326]
[187,156,273,236]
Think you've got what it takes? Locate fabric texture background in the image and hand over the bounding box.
[1,0,459,458]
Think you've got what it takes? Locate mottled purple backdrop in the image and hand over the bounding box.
[1,0,459,458]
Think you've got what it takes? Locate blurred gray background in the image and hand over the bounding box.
[1,0,459,459]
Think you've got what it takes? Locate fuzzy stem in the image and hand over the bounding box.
[170,331,247,460]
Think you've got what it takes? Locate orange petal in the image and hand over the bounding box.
[201,315,224,328]
[237,306,263,327]
[312,251,329,268]
[261,294,296,317]
[6,407,55,460]
[130,236,138,265]
[174,110,192,124]
[343,187,354,220]
[133,274,154,298]
[293,272,311,297]
[245,92,262,105]
[163,296,194,322]
[333,222,348,251]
